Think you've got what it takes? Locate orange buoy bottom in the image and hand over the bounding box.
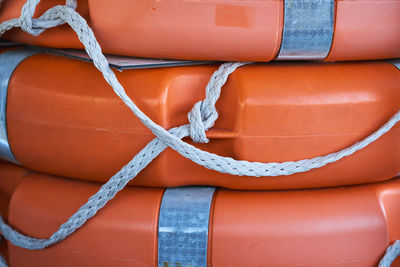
[3,164,399,266]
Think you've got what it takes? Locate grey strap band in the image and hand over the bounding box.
[0,48,40,164]
[158,187,215,267]
[277,0,335,60]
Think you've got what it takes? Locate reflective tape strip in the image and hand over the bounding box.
[277,0,335,60]
[0,49,40,164]
[158,187,215,267]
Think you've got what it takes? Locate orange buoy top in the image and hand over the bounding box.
[0,0,399,61]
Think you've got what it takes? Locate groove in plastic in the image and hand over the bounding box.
[47,49,216,71]
[0,49,40,164]
[158,187,215,267]
[277,0,334,60]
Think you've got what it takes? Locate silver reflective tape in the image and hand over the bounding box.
[277,0,334,60]
[0,49,40,164]
[158,187,215,267]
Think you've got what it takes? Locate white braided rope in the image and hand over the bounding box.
[379,241,400,267]
[0,1,398,265]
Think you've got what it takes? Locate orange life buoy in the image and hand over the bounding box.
[6,165,400,266]
[0,0,399,61]
[1,50,399,190]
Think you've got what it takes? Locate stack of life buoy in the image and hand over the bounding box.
[0,0,399,266]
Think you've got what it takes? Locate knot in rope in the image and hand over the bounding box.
[186,61,249,143]
[19,0,40,35]
[187,100,218,143]
[18,0,76,36]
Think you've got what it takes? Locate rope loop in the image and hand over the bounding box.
[18,0,76,36]
[19,0,40,35]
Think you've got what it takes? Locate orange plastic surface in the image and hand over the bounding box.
[212,179,400,267]
[8,174,163,267]
[0,162,27,265]
[7,171,400,266]
[326,0,400,61]
[0,0,87,50]
[6,53,400,190]
[0,238,7,266]
[0,161,27,220]
[0,0,283,61]
[87,0,283,61]
[1,0,400,61]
